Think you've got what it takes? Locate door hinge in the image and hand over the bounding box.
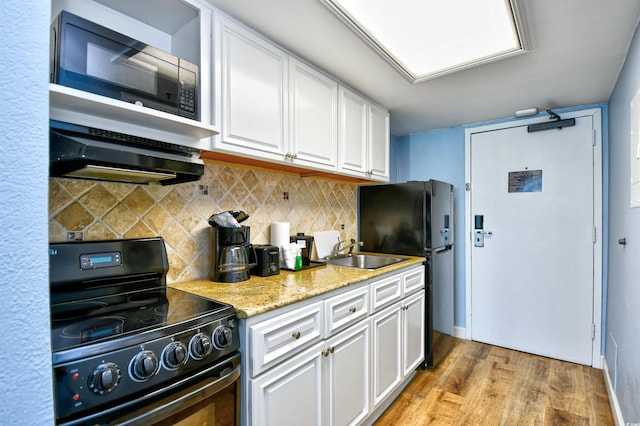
[592,226,597,244]
[591,323,596,340]
[465,182,471,191]
[592,129,597,146]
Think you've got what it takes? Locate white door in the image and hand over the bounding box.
[402,290,425,377]
[250,342,324,425]
[326,320,370,426]
[289,58,338,171]
[219,17,288,156]
[466,111,601,366]
[371,301,402,406]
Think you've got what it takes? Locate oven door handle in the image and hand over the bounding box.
[113,360,241,425]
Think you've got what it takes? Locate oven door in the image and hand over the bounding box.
[59,353,240,426]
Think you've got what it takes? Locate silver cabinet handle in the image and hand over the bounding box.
[292,331,301,340]
[349,307,357,313]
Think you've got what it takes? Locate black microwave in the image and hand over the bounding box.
[51,11,198,120]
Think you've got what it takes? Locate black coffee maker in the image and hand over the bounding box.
[209,211,252,283]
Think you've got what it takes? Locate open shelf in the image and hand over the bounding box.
[49,84,219,140]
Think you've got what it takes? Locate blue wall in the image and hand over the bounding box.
[0,1,54,423]
[606,18,640,423]
[394,128,467,327]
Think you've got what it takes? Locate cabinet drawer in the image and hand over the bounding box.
[250,301,324,376]
[324,285,369,337]
[403,265,425,296]
[370,273,402,312]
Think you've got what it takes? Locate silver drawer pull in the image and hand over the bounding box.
[349,307,357,313]
[292,331,301,340]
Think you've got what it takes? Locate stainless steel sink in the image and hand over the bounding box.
[324,254,409,270]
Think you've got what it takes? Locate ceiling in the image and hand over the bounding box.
[204,0,640,136]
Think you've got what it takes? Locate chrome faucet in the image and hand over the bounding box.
[333,238,364,257]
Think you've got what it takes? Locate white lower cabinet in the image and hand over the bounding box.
[250,319,369,426]
[242,265,425,426]
[371,266,426,408]
[371,301,403,406]
[250,341,324,425]
[326,320,370,426]
[402,291,426,378]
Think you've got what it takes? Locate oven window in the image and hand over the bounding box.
[154,381,238,426]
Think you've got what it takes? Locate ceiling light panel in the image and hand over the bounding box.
[322,0,527,83]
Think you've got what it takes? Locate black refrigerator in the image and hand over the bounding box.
[358,180,455,368]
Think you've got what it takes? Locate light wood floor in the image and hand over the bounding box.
[374,338,613,425]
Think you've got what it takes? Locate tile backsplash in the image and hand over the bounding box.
[49,161,358,283]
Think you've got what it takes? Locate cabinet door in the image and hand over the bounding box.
[290,59,337,171]
[325,320,370,426]
[368,103,390,181]
[402,291,426,377]
[219,18,288,157]
[338,85,368,177]
[371,301,402,407]
[251,342,324,426]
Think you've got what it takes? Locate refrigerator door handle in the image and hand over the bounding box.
[434,245,453,254]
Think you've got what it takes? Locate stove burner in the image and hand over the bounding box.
[127,292,165,304]
[61,316,126,343]
[51,301,108,321]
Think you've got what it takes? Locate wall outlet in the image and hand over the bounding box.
[66,231,84,242]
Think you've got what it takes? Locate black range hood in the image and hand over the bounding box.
[50,121,204,185]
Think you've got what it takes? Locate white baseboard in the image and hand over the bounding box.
[453,326,466,339]
[602,355,625,426]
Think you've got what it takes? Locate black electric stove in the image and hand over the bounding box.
[49,238,239,424]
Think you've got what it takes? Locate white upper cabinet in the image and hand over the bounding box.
[216,16,289,158]
[338,86,368,177]
[369,103,391,181]
[214,13,339,173]
[289,58,338,171]
[338,85,390,182]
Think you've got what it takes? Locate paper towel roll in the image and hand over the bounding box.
[270,222,290,256]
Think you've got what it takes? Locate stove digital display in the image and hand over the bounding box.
[80,251,122,269]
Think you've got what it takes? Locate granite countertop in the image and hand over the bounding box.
[170,255,425,319]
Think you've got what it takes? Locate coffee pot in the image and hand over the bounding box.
[209,211,253,283]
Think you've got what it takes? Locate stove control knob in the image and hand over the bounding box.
[162,341,188,370]
[189,333,212,360]
[212,325,233,349]
[130,350,159,381]
[88,362,121,395]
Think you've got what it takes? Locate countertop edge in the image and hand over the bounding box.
[170,255,426,319]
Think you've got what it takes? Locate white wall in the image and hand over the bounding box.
[607,19,640,423]
[0,1,54,423]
